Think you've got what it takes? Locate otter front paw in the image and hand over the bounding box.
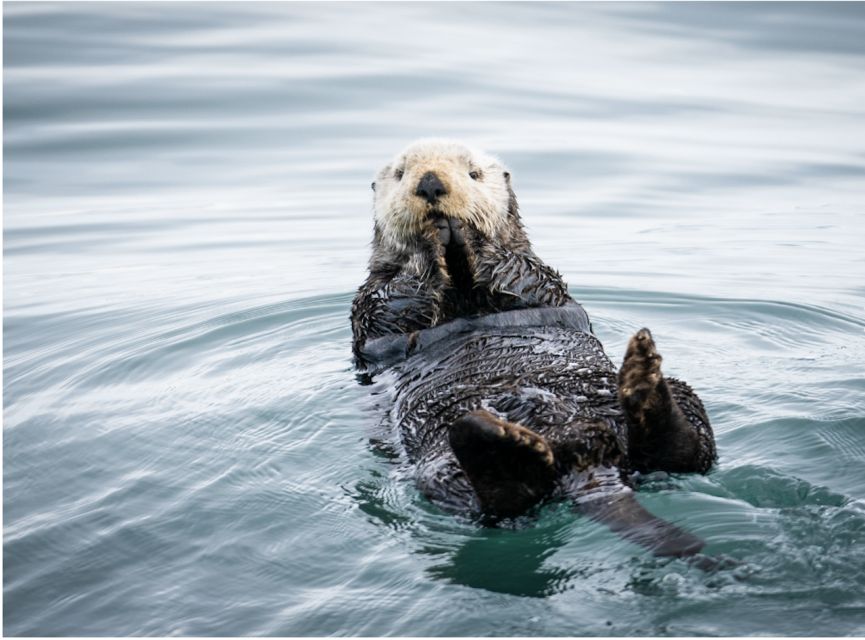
[618,328,669,430]
[430,215,452,246]
[429,214,469,248]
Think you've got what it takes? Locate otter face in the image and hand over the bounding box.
[371,139,513,250]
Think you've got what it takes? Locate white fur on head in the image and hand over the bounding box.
[372,139,511,250]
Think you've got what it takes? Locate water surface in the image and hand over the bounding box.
[4,2,865,636]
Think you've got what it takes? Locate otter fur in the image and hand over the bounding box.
[351,140,717,558]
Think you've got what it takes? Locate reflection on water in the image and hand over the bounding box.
[425,519,575,598]
[5,2,865,636]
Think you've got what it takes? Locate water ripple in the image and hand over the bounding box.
[5,2,865,636]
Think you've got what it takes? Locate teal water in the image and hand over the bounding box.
[4,2,865,636]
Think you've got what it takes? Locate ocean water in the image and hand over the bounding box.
[4,1,865,635]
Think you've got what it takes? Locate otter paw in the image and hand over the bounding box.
[429,214,468,248]
[448,410,555,518]
[618,328,667,429]
[430,214,452,246]
[447,217,467,247]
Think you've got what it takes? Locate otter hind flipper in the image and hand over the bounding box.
[619,328,715,473]
[577,492,705,558]
[618,327,667,426]
[448,410,556,518]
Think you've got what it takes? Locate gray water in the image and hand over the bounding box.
[4,1,865,636]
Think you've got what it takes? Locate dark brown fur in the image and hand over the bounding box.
[352,145,717,558]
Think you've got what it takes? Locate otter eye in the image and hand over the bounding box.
[394,168,404,181]
[469,170,480,181]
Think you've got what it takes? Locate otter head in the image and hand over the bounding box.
[370,139,526,253]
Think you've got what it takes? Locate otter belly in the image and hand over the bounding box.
[378,307,625,463]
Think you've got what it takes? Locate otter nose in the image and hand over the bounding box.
[415,171,447,204]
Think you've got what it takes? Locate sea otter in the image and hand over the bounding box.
[351,140,717,557]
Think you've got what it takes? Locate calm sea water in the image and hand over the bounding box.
[4,2,865,636]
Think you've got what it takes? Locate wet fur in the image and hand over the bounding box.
[352,140,717,558]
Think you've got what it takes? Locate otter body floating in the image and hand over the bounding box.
[351,140,717,559]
